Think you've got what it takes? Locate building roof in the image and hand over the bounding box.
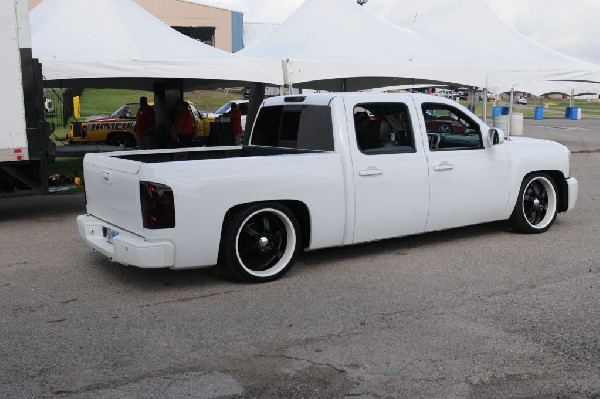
[178,0,241,13]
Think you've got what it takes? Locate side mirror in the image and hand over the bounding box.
[487,128,504,146]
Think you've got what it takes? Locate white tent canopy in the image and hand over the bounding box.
[30,0,282,88]
[239,0,488,91]
[413,0,600,89]
[240,0,600,92]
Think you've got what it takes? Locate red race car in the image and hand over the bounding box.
[424,114,468,134]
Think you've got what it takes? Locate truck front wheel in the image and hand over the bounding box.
[220,203,301,283]
[509,173,558,233]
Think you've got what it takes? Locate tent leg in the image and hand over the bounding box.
[482,88,488,123]
[244,83,265,146]
[508,88,514,137]
[154,79,183,149]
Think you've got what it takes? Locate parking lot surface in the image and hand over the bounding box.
[1,116,599,398]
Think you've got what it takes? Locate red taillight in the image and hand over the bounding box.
[140,182,175,229]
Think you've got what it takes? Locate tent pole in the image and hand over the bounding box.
[282,59,292,95]
[508,87,514,137]
[244,83,265,146]
[570,89,575,107]
[482,88,488,123]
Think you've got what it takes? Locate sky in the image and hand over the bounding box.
[189,0,600,64]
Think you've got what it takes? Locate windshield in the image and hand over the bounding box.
[215,102,232,114]
[110,105,127,118]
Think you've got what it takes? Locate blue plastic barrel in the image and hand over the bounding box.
[565,107,572,118]
[569,107,580,120]
[500,106,509,115]
[534,106,544,120]
[467,104,475,112]
[492,106,503,116]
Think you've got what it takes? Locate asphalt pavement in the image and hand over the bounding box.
[1,116,599,398]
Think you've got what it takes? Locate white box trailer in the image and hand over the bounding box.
[0,0,53,193]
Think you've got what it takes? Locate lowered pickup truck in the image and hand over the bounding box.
[77,93,578,282]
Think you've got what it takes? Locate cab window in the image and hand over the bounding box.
[251,105,334,151]
[421,103,482,150]
[354,103,415,154]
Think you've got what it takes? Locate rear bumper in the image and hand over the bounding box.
[77,215,174,268]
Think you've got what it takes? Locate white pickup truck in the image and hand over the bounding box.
[77,93,578,282]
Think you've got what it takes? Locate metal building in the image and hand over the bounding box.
[28,0,244,52]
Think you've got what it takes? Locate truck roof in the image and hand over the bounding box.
[262,92,451,106]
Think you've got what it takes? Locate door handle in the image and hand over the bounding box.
[433,162,454,171]
[359,168,383,177]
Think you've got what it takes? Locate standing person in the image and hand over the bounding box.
[134,96,155,149]
[171,101,195,148]
[227,102,243,145]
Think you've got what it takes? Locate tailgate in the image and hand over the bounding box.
[83,153,143,233]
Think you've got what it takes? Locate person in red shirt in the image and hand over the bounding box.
[227,102,243,145]
[134,96,155,149]
[171,101,195,148]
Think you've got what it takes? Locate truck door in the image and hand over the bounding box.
[418,102,510,232]
[348,100,430,244]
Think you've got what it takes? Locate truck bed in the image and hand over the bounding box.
[82,144,346,268]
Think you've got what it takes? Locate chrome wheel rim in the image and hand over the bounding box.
[522,176,556,229]
[235,208,296,277]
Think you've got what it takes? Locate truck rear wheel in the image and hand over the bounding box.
[220,203,301,283]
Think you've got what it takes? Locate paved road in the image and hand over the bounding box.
[1,117,599,398]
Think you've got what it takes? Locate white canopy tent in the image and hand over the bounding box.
[240,0,600,92]
[239,0,488,91]
[412,0,600,90]
[30,0,282,89]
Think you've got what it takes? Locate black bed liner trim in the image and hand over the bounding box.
[117,146,325,164]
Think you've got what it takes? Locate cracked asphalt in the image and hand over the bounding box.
[1,116,599,398]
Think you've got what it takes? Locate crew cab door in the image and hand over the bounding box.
[417,101,510,232]
[347,99,429,243]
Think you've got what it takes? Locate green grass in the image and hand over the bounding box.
[76,88,244,119]
[185,89,245,112]
[78,89,152,118]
